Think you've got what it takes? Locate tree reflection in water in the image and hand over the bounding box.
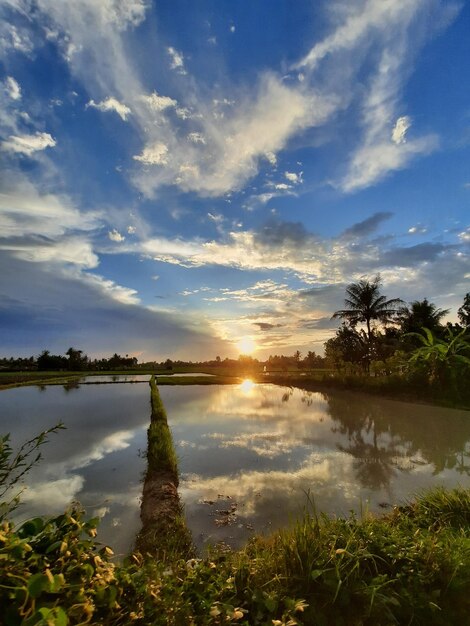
[322,391,470,489]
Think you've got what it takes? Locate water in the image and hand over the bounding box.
[160,382,470,550]
[78,374,151,383]
[0,383,150,557]
[1,381,469,555]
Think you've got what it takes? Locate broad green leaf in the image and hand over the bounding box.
[27,573,50,598]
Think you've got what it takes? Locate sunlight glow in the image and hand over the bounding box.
[240,379,255,393]
[236,337,256,354]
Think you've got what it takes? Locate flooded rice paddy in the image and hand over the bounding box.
[1,379,469,554]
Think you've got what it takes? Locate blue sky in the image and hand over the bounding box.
[0,0,469,361]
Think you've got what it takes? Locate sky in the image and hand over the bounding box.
[0,0,469,362]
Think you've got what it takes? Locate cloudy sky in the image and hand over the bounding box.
[1,0,469,361]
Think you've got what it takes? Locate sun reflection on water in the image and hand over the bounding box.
[240,379,255,393]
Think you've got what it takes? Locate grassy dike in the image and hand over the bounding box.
[134,376,193,560]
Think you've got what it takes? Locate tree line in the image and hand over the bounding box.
[0,349,139,372]
[326,276,470,400]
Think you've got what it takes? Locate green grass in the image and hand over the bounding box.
[3,487,469,625]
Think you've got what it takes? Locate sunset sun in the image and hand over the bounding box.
[236,337,256,355]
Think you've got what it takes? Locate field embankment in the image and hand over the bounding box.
[135,376,192,560]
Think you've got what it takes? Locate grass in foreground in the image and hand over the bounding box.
[2,487,469,625]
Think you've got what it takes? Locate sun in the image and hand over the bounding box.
[236,336,256,354]
[240,379,255,393]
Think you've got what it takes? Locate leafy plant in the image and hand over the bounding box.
[407,326,470,388]
[0,425,64,521]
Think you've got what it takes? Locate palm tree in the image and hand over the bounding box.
[397,298,449,336]
[332,275,403,344]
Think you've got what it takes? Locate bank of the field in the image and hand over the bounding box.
[0,370,240,390]
[135,376,193,560]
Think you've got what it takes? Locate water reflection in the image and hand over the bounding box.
[160,384,470,550]
[0,384,150,556]
[2,382,469,556]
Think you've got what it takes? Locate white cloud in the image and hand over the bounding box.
[391,115,411,144]
[108,228,125,242]
[21,476,84,511]
[133,74,336,196]
[291,0,448,192]
[285,171,301,184]
[265,151,277,166]
[36,0,149,31]
[230,25,236,33]
[1,132,56,155]
[133,141,168,165]
[342,135,438,192]
[4,76,21,100]
[14,0,455,202]
[459,228,470,242]
[408,225,427,235]
[2,236,99,268]
[0,176,99,238]
[0,173,101,272]
[187,132,206,144]
[127,225,136,234]
[274,183,291,190]
[167,46,187,74]
[295,0,422,71]
[176,106,192,120]
[141,91,177,111]
[0,23,34,56]
[86,97,131,120]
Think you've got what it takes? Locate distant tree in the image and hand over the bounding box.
[37,350,67,371]
[398,298,449,337]
[303,350,324,369]
[66,347,88,371]
[458,293,470,328]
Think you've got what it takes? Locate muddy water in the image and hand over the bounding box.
[0,383,149,557]
[1,380,469,555]
[160,382,470,551]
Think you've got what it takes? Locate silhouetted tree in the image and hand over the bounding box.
[324,324,368,371]
[332,275,403,371]
[458,293,470,328]
[398,298,448,339]
[37,350,67,371]
[332,275,403,343]
[66,347,88,371]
